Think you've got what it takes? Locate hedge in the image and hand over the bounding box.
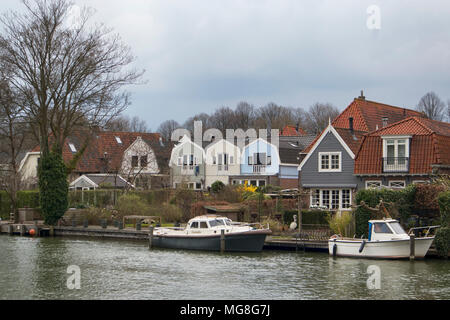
[283,210,330,226]
[435,191,450,258]
[354,185,416,237]
[0,189,173,218]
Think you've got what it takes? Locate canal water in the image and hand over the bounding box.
[0,235,449,300]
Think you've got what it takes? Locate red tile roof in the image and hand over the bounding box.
[354,117,450,174]
[332,98,424,132]
[303,98,424,154]
[281,125,307,136]
[32,130,171,174]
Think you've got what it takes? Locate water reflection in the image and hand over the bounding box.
[0,235,449,300]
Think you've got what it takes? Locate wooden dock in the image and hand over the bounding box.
[0,222,446,257]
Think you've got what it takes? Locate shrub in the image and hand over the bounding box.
[261,217,283,233]
[327,212,353,237]
[38,151,69,225]
[434,227,450,258]
[214,185,243,203]
[148,204,182,223]
[438,190,450,227]
[211,181,225,193]
[414,183,446,212]
[354,185,416,237]
[283,210,330,226]
[115,193,150,218]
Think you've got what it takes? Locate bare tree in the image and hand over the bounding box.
[255,103,295,131]
[304,102,340,134]
[0,75,30,222]
[157,119,180,141]
[447,100,450,122]
[209,106,236,133]
[416,92,446,121]
[234,101,256,129]
[0,0,144,157]
[105,115,149,132]
[183,113,211,134]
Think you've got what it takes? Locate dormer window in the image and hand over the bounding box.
[382,117,388,127]
[115,136,122,144]
[68,143,77,153]
[382,136,410,172]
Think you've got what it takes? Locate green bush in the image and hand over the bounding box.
[38,151,69,225]
[283,210,330,226]
[328,212,353,237]
[434,227,450,258]
[115,193,150,218]
[438,190,450,227]
[211,181,225,193]
[354,185,416,237]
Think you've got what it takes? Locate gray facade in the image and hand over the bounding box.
[300,131,357,188]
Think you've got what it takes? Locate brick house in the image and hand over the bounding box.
[354,116,450,189]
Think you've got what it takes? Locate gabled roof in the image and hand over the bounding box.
[298,124,358,171]
[32,130,166,174]
[354,117,450,174]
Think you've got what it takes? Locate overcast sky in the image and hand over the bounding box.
[2,0,450,130]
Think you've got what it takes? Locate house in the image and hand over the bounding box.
[298,94,425,211]
[204,138,241,188]
[19,130,170,189]
[354,116,450,189]
[231,138,280,187]
[169,135,206,190]
[278,135,316,189]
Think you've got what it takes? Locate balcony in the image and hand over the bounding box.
[252,165,266,174]
[218,164,229,172]
[382,157,409,173]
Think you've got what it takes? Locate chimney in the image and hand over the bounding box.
[295,123,299,133]
[349,117,354,133]
[358,90,365,100]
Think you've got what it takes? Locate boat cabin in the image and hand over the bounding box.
[368,219,408,241]
[186,215,233,234]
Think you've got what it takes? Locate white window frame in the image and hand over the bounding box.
[412,180,427,184]
[366,180,382,189]
[310,188,352,210]
[318,152,342,172]
[388,180,406,189]
[382,135,411,172]
[68,143,77,153]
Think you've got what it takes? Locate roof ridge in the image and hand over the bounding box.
[370,116,433,135]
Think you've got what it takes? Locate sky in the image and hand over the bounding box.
[2,0,450,131]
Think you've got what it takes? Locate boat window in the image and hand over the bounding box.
[190,221,199,228]
[389,222,406,234]
[225,219,231,226]
[373,223,393,234]
[199,221,208,229]
[209,219,225,227]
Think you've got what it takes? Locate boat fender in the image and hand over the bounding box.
[332,241,337,257]
[359,240,366,253]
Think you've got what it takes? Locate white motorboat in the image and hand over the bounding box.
[151,215,272,252]
[328,218,438,259]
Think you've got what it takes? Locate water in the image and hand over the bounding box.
[0,235,449,300]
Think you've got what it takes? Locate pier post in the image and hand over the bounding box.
[136,222,141,231]
[148,226,154,249]
[49,226,54,237]
[20,224,26,236]
[83,219,88,228]
[409,234,415,260]
[8,224,13,235]
[220,229,225,253]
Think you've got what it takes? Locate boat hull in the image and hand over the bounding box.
[328,237,435,259]
[151,230,271,252]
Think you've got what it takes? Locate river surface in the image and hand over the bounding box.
[0,235,449,300]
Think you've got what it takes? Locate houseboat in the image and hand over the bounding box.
[328,218,437,259]
[151,215,271,252]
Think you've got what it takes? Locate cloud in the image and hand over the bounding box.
[2,0,450,129]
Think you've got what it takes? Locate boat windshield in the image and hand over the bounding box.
[373,223,392,234]
[389,222,407,234]
[225,219,231,226]
[209,219,225,227]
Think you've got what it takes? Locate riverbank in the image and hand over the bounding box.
[0,221,447,258]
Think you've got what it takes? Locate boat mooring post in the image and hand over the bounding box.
[148,226,154,249]
[8,224,13,235]
[220,229,225,253]
[409,234,415,260]
[20,224,26,236]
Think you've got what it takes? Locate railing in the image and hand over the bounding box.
[407,225,440,238]
[218,164,229,172]
[252,165,266,174]
[382,157,409,172]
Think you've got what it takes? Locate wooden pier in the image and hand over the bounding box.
[0,222,446,257]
